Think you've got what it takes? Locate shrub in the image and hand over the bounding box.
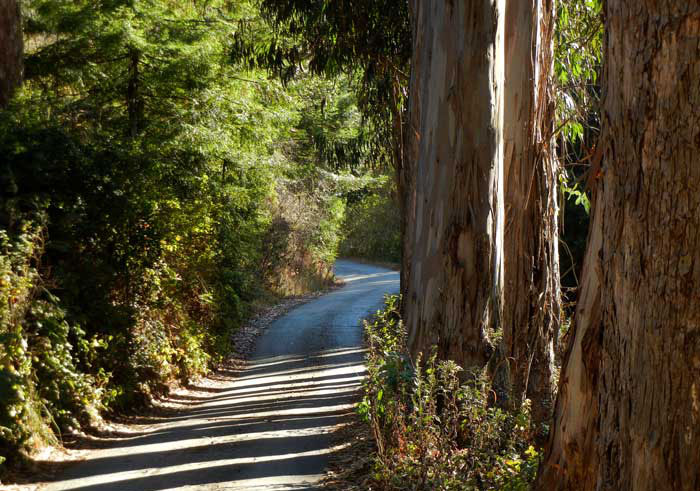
[359,295,540,490]
[340,182,400,264]
[262,177,346,296]
[0,220,104,469]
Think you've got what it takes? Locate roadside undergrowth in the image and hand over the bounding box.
[0,197,341,479]
[358,295,540,490]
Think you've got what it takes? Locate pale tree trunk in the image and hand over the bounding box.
[537,2,700,489]
[404,0,505,370]
[501,0,560,431]
[0,0,23,107]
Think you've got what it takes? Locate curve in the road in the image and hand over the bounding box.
[40,259,399,491]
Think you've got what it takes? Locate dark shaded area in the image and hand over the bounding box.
[0,0,22,107]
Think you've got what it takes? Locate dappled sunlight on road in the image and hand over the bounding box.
[42,350,364,491]
[40,260,398,491]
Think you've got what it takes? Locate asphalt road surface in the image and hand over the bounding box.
[40,259,399,491]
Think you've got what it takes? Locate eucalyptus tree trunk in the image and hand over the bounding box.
[537,2,700,489]
[501,0,560,430]
[0,0,23,107]
[404,0,505,370]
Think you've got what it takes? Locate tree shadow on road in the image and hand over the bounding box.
[30,349,365,491]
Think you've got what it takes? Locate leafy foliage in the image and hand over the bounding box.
[554,0,603,145]
[236,0,412,174]
[360,296,540,490]
[0,220,104,464]
[554,0,603,294]
[340,177,401,263]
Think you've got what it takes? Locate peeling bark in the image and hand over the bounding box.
[404,0,505,370]
[537,3,700,489]
[501,0,560,430]
[0,0,23,107]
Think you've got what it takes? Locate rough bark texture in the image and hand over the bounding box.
[501,0,560,429]
[404,0,505,370]
[0,0,23,107]
[537,3,700,490]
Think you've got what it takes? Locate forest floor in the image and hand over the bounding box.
[8,259,398,491]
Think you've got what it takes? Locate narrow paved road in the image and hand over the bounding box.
[41,260,399,491]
